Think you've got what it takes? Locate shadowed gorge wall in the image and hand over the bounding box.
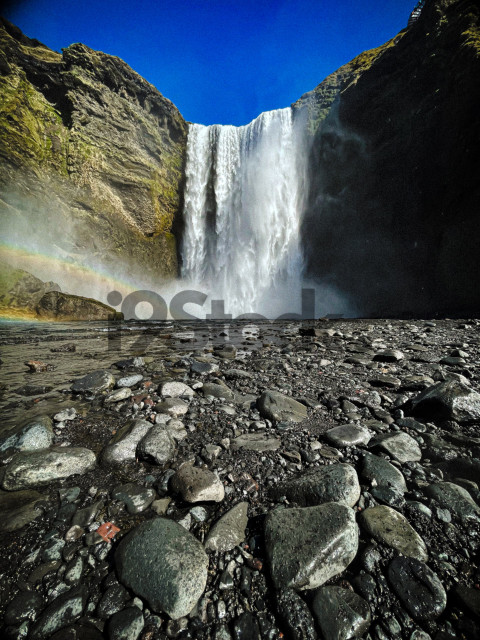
[0,17,187,287]
[295,0,480,316]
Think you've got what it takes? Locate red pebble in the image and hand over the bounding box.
[96,522,120,542]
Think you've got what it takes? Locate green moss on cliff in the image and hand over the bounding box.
[0,68,68,173]
[462,26,480,53]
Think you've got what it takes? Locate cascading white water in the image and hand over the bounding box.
[181,107,306,318]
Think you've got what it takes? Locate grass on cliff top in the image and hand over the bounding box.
[0,70,68,172]
[19,41,61,63]
[0,261,32,306]
[462,27,480,54]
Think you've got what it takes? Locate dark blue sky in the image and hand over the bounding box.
[4,0,414,125]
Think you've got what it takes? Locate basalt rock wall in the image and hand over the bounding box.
[295,0,480,316]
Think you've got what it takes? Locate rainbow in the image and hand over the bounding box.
[0,244,136,292]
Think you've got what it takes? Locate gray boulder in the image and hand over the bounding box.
[161,381,194,397]
[409,379,480,423]
[264,503,358,590]
[108,606,144,640]
[205,502,249,552]
[101,419,152,466]
[201,383,234,401]
[232,433,281,452]
[155,398,189,416]
[388,556,446,621]
[171,464,224,502]
[29,587,88,639]
[361,452,407,494]
[425,482,480,522]
[325,424,372,448]
[270,463,360,507]
[0,489,46,532]
[0,416,53,453]
[137,426,175,465]
[2,447,96,490]
[257,390,307,423]
[111,483,156,515]
[71,370,115,394]
[359,505,428,561]
[115,518,209,619]
[371,432,422,463]
[312,586,371,640]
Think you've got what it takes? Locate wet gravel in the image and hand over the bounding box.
[0,318,479,639]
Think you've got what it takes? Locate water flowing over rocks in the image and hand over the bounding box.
[1,317,480,639]
[182,108,305,317]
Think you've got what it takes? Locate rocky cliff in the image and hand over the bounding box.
[295,0,480,316]
[1,0,479,319]
[0,18,187,286]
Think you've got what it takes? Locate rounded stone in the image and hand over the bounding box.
[107,606,144,640]
[325,424,372,447]
[0,416,54,454]
[101,419,152,466]
[104,387,133,404]
[359,505,428,561]
[424,481,480,522]
[388,556,447,621]
[270,463,360,507]
[115,517,209,620]
[71,370,115,394]
[257,389,307,423]
[2,447,96,490]
[312,586,371,640]
[171,463,224,502]
[116,374,143,388]
[4,591,44,626]
[137,426,175,465]
[0,489,46,532]
[205,502,249,552]
[264,503,359,591]
[161,381,194,397]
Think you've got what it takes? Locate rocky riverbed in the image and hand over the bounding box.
[0,318,479,640]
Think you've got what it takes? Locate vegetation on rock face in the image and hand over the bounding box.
[0,17,187,285]
[0,261,60,312]
[35,290,124,321]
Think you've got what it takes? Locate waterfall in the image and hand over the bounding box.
[181,107,306,318]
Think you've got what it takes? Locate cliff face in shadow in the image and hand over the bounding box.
[295,0,480,316]
[0,18,187,284]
